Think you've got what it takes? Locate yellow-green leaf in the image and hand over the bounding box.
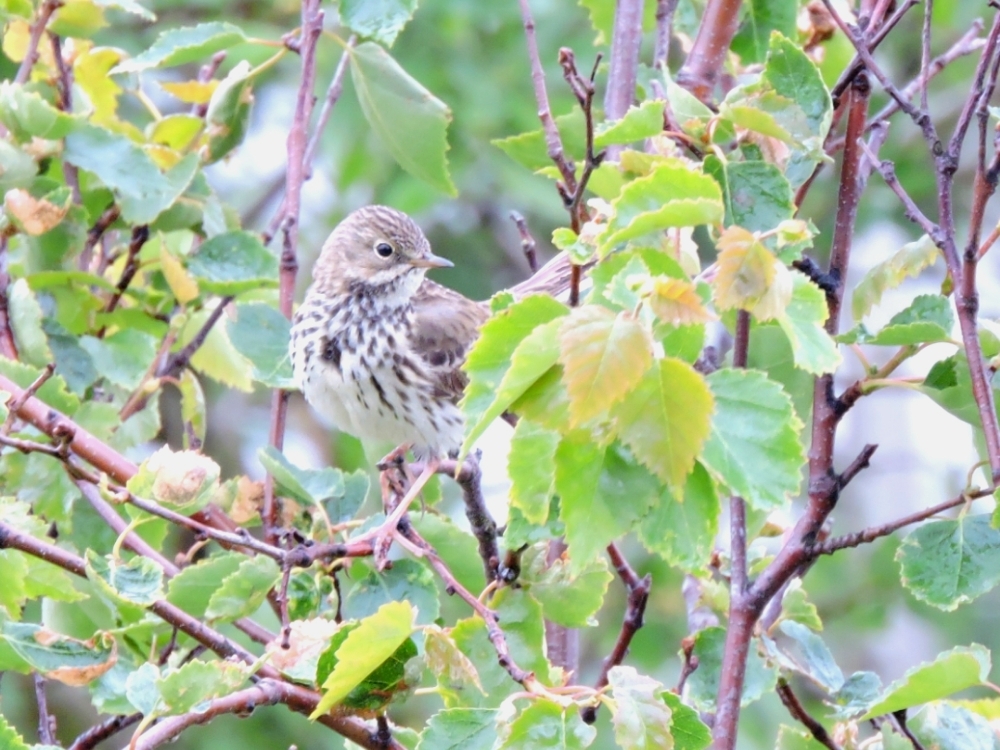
[558,305,653,426]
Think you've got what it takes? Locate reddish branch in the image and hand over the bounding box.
[13,0,61,84]
[581,542,651,724]
[653,0,680,70]
[68,713,141,750]
[777,678,842,750]
[263,0,324,545]
[603,0,643,127]
[675,0,744,102]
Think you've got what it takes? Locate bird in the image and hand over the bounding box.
[289,205,572,528]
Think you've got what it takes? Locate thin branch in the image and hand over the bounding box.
[517,0,577,192]
[509,211,539,273]
[829,0,918,102]
[858,142,939,239]
[777,678,842,750]
[453,455,500,581]
[13,0,61,84]
[815,485,994,556]
[34,674,56,745]
[131,679,406,750]
[919,0,933,112]
[263,0,324,545]
[674,0,744,102]
[559,49,606,232]
[653,0,680,71]
[581,543,651,724]
[68,713,142,750]
[158,295,234,378]
[191,51,226,119]
[398,520,539,690]
[81,204,121,272]
[49,31,81,204]
[0,238,17,360]
[102,225,150,319]
[604,0,643,127]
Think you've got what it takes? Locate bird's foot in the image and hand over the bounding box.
[376,443,411,472]
[368,457,440,569]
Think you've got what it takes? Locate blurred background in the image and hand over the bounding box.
[3,0,1000,747]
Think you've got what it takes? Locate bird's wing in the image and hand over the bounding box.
[410,280,488,401]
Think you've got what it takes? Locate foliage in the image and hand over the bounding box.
[1,1,1000,750]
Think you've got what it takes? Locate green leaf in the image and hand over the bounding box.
[705,157,794,233]
[762,32,832,138]
[7,278,52,367]
[177,306,254,392]
[910,701,997,750]
[556,436,659,572]
[498,698,597,749]
[777,580,822,632]
[896,514,1000,611]
[312,601,415,718]
[205,555,281,621]
[461,296,569,454]
[776,271,841,375]
[919,353,982,426]
[0,620,115,686]
[684,627,777,712]
[79,329,159,390]
[700,369,804,511]
[0,359,79,416]
[423,626,485,706]
[613,358,714,488]
[777,621,844,692]
[85,550,164,607]
[348,42,456,195]
[0,82,76,141]
[607,666,674,750]
[851,234,939,321]
[558,306,653,426]
[861,644,991,719]
[0,713,29,750]
[775,725,829,750]
[186,231,278,295]
[259,445,345,507]
[599,160,724,252]
[417,708,497,750]
[111,21,247,73]
[492,109,587,172]
[341,0,418,46]
[0,551,27,616]
[127,445,220,512]
[638,462,719,572]
[166,551,246,618]
[65,125,199,224]
[520,544,612,627]
[157,659,248,714]
[94,0,155,21]
[862,294,954,346]
[227,303,294,388]
[661,693,711,750]
[594,101,665,148]
[508,419,559,525]
[828,671,883,719]
[731,2,797,63]
[205,60,253,163]
[0,141,37,193]
[343,559,440,626]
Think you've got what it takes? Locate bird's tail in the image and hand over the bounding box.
[507,252,590,303]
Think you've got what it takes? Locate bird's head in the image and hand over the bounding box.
[311,205,453,295]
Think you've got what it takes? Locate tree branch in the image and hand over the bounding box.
[13,0,61,85]
[675,0,744,102]
[604,0,643,127]
[68,713,141,750]
[776,678,842,750]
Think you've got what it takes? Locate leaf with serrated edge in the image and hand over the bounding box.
[777,271,841,374]
[157,660,248,714]
[608,666,674,750]
[638,462,719,573]
[852,234,939,321]
[713,226,782,314]
[111,21,246,73]
[594,101,666,148]
[416,707,497,750]
[311,601,415,718]
[897,514,1000,611]
[647,277,716,326]
[349,42,455,195]
[613,358,713,488]
[861,644,991,719]
[701,369,804,511]
[508,419,559,524]
[520,544,613,627]
[205,555,280,621]
[423,626,484,699]
[559,306,653,426]
[498,698,597,749]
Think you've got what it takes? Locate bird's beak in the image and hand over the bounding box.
[410,252,454,269]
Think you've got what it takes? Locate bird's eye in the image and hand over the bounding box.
[374,242,394,258]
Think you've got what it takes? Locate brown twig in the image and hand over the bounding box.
[263,0,324,546]
[674,0,744,102]
[653,0,680,71]
[13,0,61,84]
[776,678,842,750]
[158,295,234,378]
[34,674,56,745]
[829,0,918,103]
[517,0,577,193]
[68,713,142,750]
[509,211,539,273]
[192,51,226,118]
[603,0,643,131]
[49,32,81,204]
[559,49,606,232]
[101,225,150,319]
[452,454,500,581]
[81,204,121,272]
[581,543,651,723]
